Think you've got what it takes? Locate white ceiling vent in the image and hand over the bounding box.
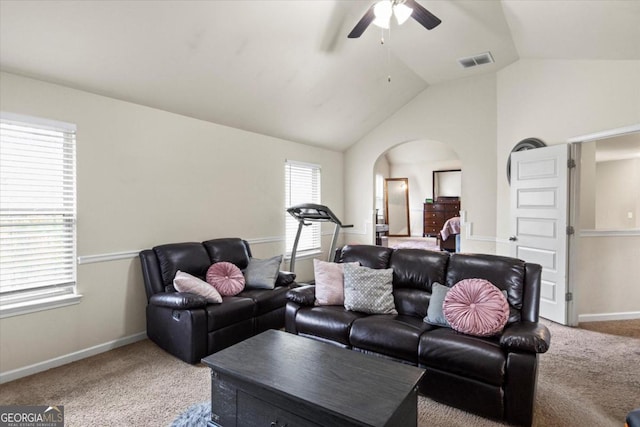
[458,52,495,69]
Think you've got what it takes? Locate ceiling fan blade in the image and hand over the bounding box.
[347,5,375,38]
[406,0,441,30]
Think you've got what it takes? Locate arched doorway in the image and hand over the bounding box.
[374,139,461,248]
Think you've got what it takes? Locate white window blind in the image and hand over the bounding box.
[285,160,321,254]
[0,113,77,306]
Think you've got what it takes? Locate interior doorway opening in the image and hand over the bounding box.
[373,139,461,251]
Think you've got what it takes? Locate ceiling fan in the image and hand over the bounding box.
[347,0,441,38]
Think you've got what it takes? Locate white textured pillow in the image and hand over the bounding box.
[343,264,397,315]
[173,270,222,303]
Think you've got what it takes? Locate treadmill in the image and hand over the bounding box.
[286,203,353,272]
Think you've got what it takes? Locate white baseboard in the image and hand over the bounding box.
[578,311,640,323]
[0,331,147,384]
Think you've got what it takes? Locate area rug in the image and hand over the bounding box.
[170,402,209,427]
[169,398,512,426]
[168,398,458,426]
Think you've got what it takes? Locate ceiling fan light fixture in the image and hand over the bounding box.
[393,3,413,25]
[372,1,393,29]
[347,0,440,39]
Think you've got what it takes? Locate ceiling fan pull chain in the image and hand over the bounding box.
[387,27,392,82]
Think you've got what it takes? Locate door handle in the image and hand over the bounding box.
[509,236,517,241]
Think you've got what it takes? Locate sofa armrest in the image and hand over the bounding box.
[500,321,551,354]
[286,284,316,306]
[277,270,297,286]
[149,292,208,309]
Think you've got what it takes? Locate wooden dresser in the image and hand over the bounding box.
[423,199,460,237]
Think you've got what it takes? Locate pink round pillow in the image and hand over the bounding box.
[206,262,245,296]
[443,278,509,337]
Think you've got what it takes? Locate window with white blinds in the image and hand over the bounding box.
[285,160,321,254]
[0,113,77,309]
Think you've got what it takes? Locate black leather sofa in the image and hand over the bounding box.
[139,237,296,364]
[285,245,551,427]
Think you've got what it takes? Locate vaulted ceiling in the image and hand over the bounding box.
[1,1,638,151]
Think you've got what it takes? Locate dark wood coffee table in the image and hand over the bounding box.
[201,329,424,427]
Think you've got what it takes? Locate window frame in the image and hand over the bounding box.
[0,112,81,318]
[284,160,322,257]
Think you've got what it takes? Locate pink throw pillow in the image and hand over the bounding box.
[443,278,509,337]
[173,271,222,304]
[206,262,245,296]
[314,260,358,306]
[314,260,344,306]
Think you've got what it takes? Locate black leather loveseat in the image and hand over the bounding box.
[285,244,551,427]
[139,237,296,364]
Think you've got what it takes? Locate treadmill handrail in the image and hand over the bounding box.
[287,203,344,226]
[286,203,352,272]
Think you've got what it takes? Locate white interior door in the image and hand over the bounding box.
[510,144,570,324]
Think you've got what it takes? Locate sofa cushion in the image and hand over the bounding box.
[418,328,506,386]
[173,270,223,303]
[154,242,211,287]
[206,262,245,296]
[203,238,251,270]
[343,264,397,315]
[206,297,255,332]
[350,315,434,364]
[445,253,526,322]
[238,286,291,316]
[338,245,393,269]
[393,288,430,318]
[314,260,359,306]
[443,278,509,337]
[389,249,449,291]
[295,306,367,346]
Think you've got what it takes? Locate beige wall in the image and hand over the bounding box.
[573,235,640,317]
[0,72,343,374]
[596,158,640,229]
[496,59,640,251]
[496,59,640,320]
[579,142,597,229]
[344,73,498,254]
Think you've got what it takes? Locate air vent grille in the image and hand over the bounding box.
[458,52,494,69]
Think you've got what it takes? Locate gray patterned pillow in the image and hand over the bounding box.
[343,264,397,314]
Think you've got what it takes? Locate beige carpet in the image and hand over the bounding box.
[1,320,639,426]
[579,318,640,339]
